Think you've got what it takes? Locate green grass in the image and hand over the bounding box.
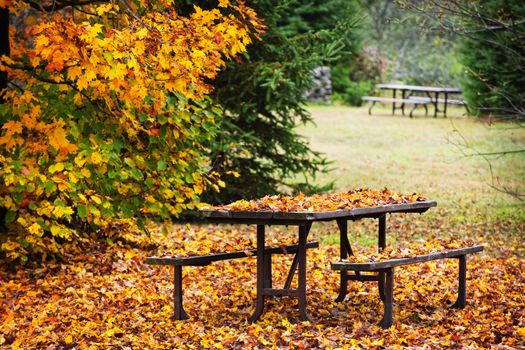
[295,105,524,254]
[298,105,524,210]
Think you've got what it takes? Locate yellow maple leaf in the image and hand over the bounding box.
[517,327,525,340]
[48,126,68,151]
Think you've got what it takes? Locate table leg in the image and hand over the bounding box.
[298,223,314,322]
[263,252,272,289]
[378,215,386,252]
[443,92,449,118]
[401,90,406,116]
[248,224,266,323]
[377,215,386,301]
[392,89,397,115]
[434,92,440,118]
[336,219,352,302]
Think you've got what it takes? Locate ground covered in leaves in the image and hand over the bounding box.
[1,211,524,349]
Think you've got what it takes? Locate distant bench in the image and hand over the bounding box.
[147,241,319,320]
[408,96,469,113]
[362,96,429,117]
[331,244,484,328]
[365,84,467,117]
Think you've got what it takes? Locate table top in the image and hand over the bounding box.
[201,200,437,224]
[377,84,461,93]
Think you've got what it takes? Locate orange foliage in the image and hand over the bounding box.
[0,0,264,262]
[0,219,523,348]
[208,188,427,212]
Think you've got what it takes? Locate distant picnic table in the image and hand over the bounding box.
[363,84,466,118]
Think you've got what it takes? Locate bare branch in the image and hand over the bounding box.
[22,0,106,12]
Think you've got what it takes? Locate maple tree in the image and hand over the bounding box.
[0,0,263,262]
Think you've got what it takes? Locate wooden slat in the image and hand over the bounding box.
[331,245,484,271]
[231,211,273,219]
[200,210,231,218]
[263,288,300,297]
[376,84,461,93]
[200,201,437,223]
[146,241,319,266]
[362,96,429,105]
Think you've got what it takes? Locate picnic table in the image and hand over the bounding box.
[367,84,464,118]
[201,200,437,322]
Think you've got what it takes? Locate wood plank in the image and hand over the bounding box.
[362,96,429,104]
[146,241,319,266]
[263,288,300,297]
[230,211,273,219]
[200,210,231,218]
[377,84,461,93]
[200,201,437,222]
[331,245,484,271]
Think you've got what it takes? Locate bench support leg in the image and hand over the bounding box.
[452,255,467,309]
[409,105,416,118]
[368,101,376,115]
[379,268,394,329]
[173,265,189,320]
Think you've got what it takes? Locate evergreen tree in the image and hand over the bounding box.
[458,0,525,116]
[178,0,360,204]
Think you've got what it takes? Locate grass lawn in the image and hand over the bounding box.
[300,104,524,209]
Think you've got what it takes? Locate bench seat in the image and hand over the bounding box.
[407,96,467,105]
[331,244,484,328]
[147,241,319,320]
[362,96,429,117]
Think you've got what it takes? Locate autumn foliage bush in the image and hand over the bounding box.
[0,0,263,262]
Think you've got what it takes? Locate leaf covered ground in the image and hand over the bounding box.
[1,211,524,349]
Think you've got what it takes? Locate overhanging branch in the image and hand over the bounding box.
[22,0,106,12]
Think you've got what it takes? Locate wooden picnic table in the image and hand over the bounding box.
[376,84,462,118]
[201,200,437,322]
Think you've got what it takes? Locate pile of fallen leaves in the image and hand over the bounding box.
[206,188,427,212]
[1,220,524,349]
[343,238,478,263]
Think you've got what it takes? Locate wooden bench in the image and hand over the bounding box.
[408,95,466,105]
[408,96,469,114]
[362,96,429,117]
[147,241,319,320]
[331,245,484,328]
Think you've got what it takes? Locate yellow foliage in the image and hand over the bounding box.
[0,0,264,261]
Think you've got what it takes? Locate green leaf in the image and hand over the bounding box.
[130,168,143,180]
[5,210,17,224]
[77,204,88,219]
[157,160,167,171]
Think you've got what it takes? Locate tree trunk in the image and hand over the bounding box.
[0,7,9,231]
[0,8,9,102]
